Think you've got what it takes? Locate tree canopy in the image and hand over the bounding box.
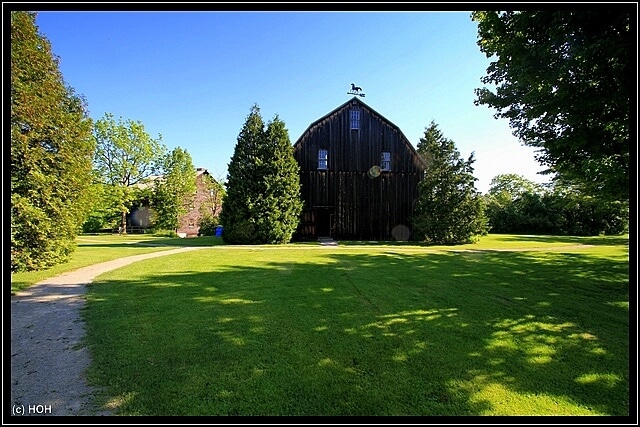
[11,11,95,272]
[472,10,630,202]
[487,173,546,200]
[92,112,166,233]
[484,174,628,235]
[197,173,226,236]
[199,173,225,219]
[220,105,303,244]
[412,121,488,244]
[153,147,197,231]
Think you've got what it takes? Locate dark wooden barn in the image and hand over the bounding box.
[293,97,426,241]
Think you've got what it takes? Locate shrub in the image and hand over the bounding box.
[152,229,179,238]
[198,214,219,236]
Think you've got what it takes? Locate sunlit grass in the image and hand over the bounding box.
[10,234,223,293]
[82,234,629,416]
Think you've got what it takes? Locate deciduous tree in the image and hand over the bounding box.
[81,181,127,232]
[199,173,225,219]
[472,10,630,201]
[92,113,166,233]
[153,147,197,231]
[484,174,628,235]
[197,173,226,235]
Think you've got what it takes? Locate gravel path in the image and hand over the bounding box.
[10,247,204,417]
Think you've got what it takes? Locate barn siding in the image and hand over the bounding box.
[293,98,425,241]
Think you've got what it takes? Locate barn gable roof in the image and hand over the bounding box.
[293,97,426,169]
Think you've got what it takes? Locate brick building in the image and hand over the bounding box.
[127,167,221,236]
[176,167,220,237]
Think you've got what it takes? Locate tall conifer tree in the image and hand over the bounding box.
[259,116,303,243]
[11,11,95,272]
[412,121,488,244]
[221,105,302,244]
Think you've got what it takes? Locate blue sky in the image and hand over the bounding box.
[34,9,551,194]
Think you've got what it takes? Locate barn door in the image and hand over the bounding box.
[316,207,335,239]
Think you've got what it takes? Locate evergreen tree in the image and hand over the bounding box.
[259,116,304,243]
[412,121,488,244]
[11,11,95,272]
[221,105,302,244]
[219,105,265,243]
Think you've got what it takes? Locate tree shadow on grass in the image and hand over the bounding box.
[490,234,629,247]
[82,248,630,418]
[76,239,224,249]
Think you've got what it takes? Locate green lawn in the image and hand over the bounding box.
[10,234,224,293]
[81,234,629,416]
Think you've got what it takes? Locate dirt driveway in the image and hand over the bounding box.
[10,247,204,417]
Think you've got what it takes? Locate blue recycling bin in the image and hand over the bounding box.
[214,225,223,237]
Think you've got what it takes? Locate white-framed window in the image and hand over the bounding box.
[380,151,391,171]
[350,109,360,130]
[318,149,328,170]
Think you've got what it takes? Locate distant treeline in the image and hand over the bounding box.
[483,174,628,236]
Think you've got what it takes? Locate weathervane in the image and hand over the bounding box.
[347,83,366,97]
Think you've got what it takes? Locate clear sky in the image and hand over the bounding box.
[34,8,552,194]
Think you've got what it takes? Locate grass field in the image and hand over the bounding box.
[79,234,630,416]
[10,234,224,294]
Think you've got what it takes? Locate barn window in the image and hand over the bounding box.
[380,151,391,171]
[318,149,328,170]
[350,109,360,130]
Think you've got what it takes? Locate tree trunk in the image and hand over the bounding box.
[120,211,127,234]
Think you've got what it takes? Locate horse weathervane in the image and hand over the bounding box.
[347,83,366,97]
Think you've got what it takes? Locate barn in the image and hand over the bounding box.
[293,97,426,241]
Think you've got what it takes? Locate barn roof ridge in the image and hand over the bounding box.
[293,96,426,169]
